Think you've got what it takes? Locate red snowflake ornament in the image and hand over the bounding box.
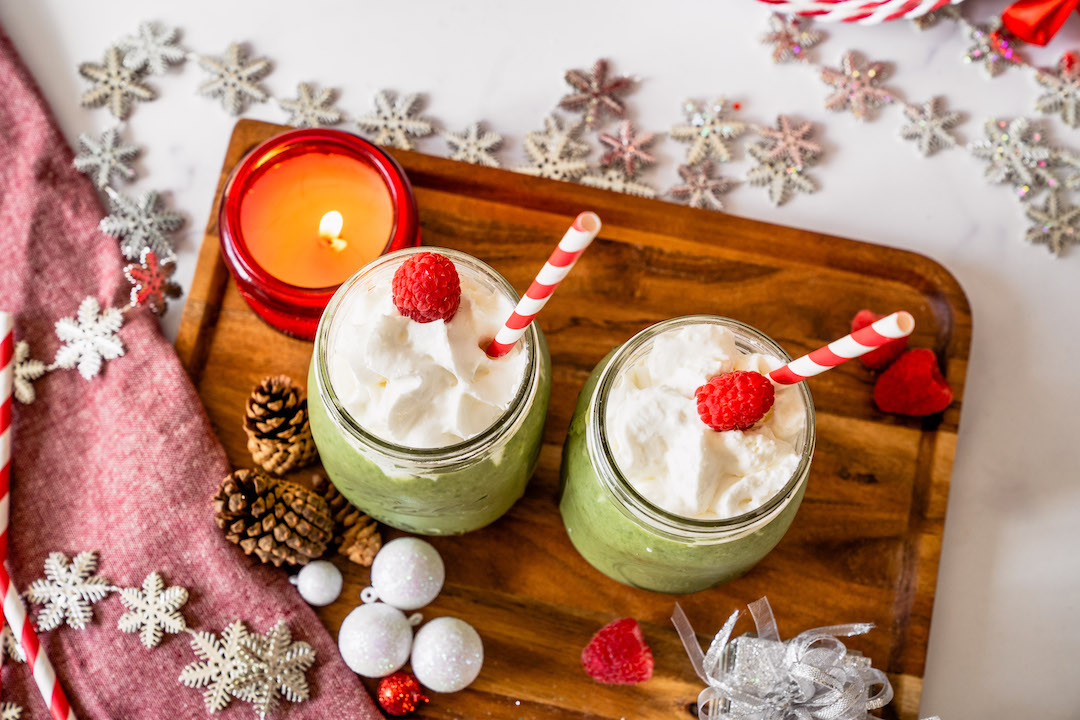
[560,58,634,129]
[123,247,181,315]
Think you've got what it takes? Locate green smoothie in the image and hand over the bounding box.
[559,317,815,594]
[309,248,552,535]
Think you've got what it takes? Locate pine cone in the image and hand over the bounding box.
[313,474,382,566]
[243,375,319,476]
[213,469,333,567]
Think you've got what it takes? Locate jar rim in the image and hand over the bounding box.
[586,315,816,535]
[312,246,540,465]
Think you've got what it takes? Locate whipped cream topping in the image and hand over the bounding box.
[604,323,806,520]
[327,265,527,449]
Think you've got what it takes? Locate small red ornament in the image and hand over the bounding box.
[377,671,429,716]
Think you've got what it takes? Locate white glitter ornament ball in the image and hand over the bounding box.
[338,602,414,678]
[411,617,484,693]
[370,537,445,611]
[290,560,343,606]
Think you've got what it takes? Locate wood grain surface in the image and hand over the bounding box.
[176,119,971,720]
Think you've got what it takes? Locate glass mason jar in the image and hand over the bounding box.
[559,316,815,594]
[309,247,551,535]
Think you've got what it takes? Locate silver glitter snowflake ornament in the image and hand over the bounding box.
[559,58,634,129]
[899,98,962,156]
[118,23,186,75]
[969,118,1054,194]
[964,18,1022,77]
[356,90,434,151]
[580,167,657,198]
[100,189,184,262]
[599,120,657,177]
[670,98,747,165]
[233,621,316,719]
[26,551,111,631]
[1025,189,1080,256]
[78,47,155,119]
[52,298,125,381]
[180,621,253,713]
[669,160,738,211]
[73,127,138,190]
[756,115,821,168]
[1035,52,1080,128]
[761,14,824,64]
[442,122,502,167]
[12,340,46,404]
[517,114,590,181]
[746,142,816,206]
[197,43,270,115]
[279,83,342,128]
[913,5,960,30]
[821,52,894,121]
[118,572,188,649]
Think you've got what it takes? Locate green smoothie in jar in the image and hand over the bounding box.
[309,247,551,535]
[559,316,815,594]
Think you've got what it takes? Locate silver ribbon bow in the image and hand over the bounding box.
[672,597,893,720]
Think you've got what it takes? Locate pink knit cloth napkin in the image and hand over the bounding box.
[0,27,379,720]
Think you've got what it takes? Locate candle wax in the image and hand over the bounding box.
[239,152,395,288]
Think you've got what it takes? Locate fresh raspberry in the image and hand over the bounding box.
[581,618,654,685]
[852,310,909,370]
[873,348,953,416]
[392,252,461,323]
[695,371,775,432]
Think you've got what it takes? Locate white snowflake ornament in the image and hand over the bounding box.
[517,114,589,181]
[118,23,186,75]
[78,47,155,119]
[1025,189,1080,256]
[670,99,746,165]
[969,118,1054,194]
[26,551,111,631]
[746,142,816,206]
[100,189,184,262]
[279,83,343,128]
[900,98,962,157]
[118,572,188,649]
[1035,53,1080,128]
[233,621,316,719]
[0,703,20,720]
[53,298,124,381]
[442,123,502,167]
[580,167,657,199]
[179,621,253,713]
[12,340,46,405]
[356,90,434,150]
[73,127,138,190]
[1,624,25,663]
[197,43,270,115]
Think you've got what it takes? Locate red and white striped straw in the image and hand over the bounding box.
[486,212,602,358]
[769,311,915,385]
[0,311,77,720]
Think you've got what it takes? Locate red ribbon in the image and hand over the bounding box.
[1002,0,1080,46]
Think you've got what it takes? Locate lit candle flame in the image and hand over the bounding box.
[319,210,346,251]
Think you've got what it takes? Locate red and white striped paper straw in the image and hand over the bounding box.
[0,311,77,720]
[485,212,602,358]
[769,311,915,385]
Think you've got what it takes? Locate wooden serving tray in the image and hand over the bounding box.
[177,119,970,720]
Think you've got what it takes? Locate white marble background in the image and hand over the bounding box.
[1,1,1078,718]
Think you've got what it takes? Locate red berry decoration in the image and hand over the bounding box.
[377,671,429,716]
[392,251,461,323]
[695,371,776,432]
[581,618,654,685]
[873,348,954,416]
[851,309,909,370]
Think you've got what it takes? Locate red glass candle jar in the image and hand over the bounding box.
[219,128,420,340]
